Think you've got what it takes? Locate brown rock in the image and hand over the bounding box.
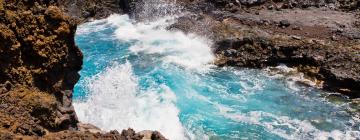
[0,1,168,139]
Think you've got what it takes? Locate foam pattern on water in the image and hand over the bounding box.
[74,62,187,139]
[74,14,360,140]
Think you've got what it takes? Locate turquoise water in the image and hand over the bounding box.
[73,15,360,140]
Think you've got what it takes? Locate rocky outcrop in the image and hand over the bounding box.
[214,36,360,97]
[207,2,360,97]
[0,0,166,139]
[171,0,360,97]
[1,127,166,140]
[0,0,358,138]
[205,0,359,10]
[0,0,81,136]
[57,0,137,22]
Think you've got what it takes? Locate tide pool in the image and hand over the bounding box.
[73,14,360,140]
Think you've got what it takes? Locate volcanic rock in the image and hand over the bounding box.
[0,0,167,139]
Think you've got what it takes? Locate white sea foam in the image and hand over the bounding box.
[133,0,183,21]
[76,19,111,35]
[264,65,321,91]
[103,14,215,71]
[73,12,360,140]
[73,13,216,140]
[74,62,188,140]
[216,105,360,140]
[233,69,265,94]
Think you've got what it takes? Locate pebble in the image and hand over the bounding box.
[331,35,338,41]
[279,20,291,28]
[292,25,302,30]
[291,35,302,40]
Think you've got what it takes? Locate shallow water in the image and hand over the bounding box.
[73,14,360,140]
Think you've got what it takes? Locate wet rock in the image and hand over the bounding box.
[224,49,238,57]
[78,123,103,133]
[349,99,360,112]
[325,94,349,105]
[121,128,144,140]
[214,36,360,97]
[138,130,167,140]
[151,131,167,140]
[174,0,360,98]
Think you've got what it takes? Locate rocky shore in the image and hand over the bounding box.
[56,0,136,22]
[50,1,360,97]
[1,0,359,139]
[168,0,360,97]
[0,0,165,139]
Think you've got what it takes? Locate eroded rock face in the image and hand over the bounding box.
[57,0,137,22]
[0,0,82,136]
[0,0,167,139]
[214,36,360,97]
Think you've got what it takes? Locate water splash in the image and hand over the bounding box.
[109,14,215,71]
[74,62,188,140]
[74,14,214,139]
[74,14,360,140]
[132,0,183,21]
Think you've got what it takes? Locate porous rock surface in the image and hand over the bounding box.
[0,0,82,136]
[57,0,137,22]
[0,0,166,139]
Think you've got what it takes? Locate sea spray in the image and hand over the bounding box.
[74,14,360,139]
[74,62,188,140]
[74,14,215,139]
[263,65,323,91]
[77,14,215,72]
[73,7,360,140]
[132,0,183,21]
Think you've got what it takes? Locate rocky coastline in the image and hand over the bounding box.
[169,0,360,97]
[64,0,360,96]
[0,0,359,139]
[56,0,136,22]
